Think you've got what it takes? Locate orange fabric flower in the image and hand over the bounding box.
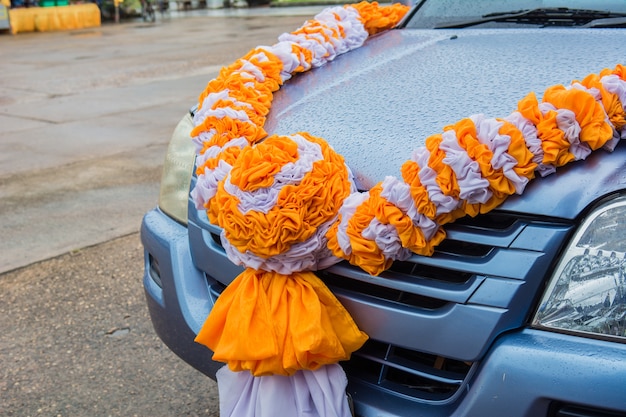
[194,269,368,376]
[400,160,438,219]
[579,73,626,133]
[351,1,410,35]
[229,136,299,192]
[543,84,613,151]
[518,92,574,167]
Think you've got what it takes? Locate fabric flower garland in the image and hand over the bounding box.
[190,3,409,416]
[188,1,626,416]
[326,69,626,275]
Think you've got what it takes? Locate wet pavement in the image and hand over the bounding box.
[0,4,328,274]
[0,7,329,416]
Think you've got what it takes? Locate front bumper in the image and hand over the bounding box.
[141,207,626,417]
[141,207,222,378]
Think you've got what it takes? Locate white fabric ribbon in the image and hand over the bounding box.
[439,129,492,204]
[379,176,440,240]
[191,137,250,209]
[216,365,353,417]
[262,42,309,82]
[334,191,370,256]
[411,147,460,215]
[235,59,267,82]
[194,89,254,129]
[504,111,552,177]
[361,218,413,262]
[471,114,530,194]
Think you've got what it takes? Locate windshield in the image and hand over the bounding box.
[406,0,626,28]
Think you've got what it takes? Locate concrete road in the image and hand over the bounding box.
[0,6,328,416]
[0,4,327,274]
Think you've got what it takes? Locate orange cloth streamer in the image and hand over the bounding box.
[543,85,614,151]
[517,92,574,167]
[195,269,368,376]
[327,197,391,275]
[580,73,626,133]
[400,160,438,220]
[351,1,410,35]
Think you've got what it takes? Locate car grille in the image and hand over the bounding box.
[343,338,473,401]
[189,187,574,404]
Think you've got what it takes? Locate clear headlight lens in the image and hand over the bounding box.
[533,195,626,341]
[158,113,196,225]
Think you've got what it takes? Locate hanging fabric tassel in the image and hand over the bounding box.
[216,364,353,417]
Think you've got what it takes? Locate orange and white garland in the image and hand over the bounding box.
[189,2,626,416]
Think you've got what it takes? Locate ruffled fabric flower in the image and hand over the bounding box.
[543,84,613,152]
[209,133,354,263]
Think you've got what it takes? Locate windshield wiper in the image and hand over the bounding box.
[435,7,626,29]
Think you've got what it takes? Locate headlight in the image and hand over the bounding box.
[158,112,196,225]
[533,195,626,341]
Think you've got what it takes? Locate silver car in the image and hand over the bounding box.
[142,1,626,415]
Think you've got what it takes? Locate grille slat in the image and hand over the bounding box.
[550,403,626,417]
[320,263,483,306]
[356,351,466,386]
[344,339,473,402]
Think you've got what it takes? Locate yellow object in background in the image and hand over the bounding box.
[8,3,101,34]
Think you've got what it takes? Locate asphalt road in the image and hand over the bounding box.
[0,6,327,416]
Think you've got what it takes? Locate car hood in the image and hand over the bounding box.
[264,28,626,219]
